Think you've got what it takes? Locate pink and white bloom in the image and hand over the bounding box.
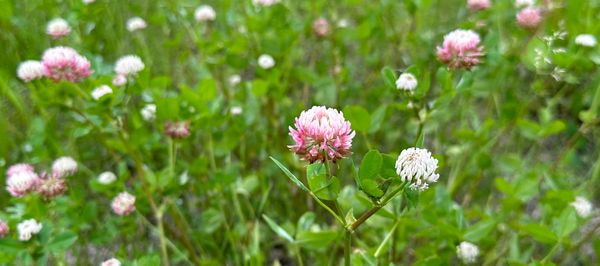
[126,17,147,32]
[114,55,145,77]
[42,47,92,82]
[6,170,41,197]
[111,192,136,216]
[395,147,440,191]
[101,258,121,266]
[516,8,542,29]
[0,220,9,238]
[252,0,280,7]
[164,121,191,139]
[46,18,71,38]
[37,172,67,198]
[467,0,490,11]
[194,5,216,22]
[17,219,42,241]
[52,156,78,178]
[312,18,330,37]
[289,106,355,163]
[91,85,113,100]
[112,74,127,86]
[6,163,35,177]
[17,61,44,82]
[437,29,483,70]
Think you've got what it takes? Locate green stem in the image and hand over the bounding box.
[309,192,346,226]
[168,138,175,179]
[156,206,170,266]
[295,245,304,266]
[374,219,401,257]
[207,133,217,171]
[344,230,352,266]
[350,183,406,231]
[541,242,560,263]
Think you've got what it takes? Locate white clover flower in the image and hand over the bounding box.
[126,17,147,32]
[258,54,275,69]
[91,85,113,100]
[98,171,117,185]
[101,258,121,266]
[252,0,280,7]
[228,74,241,86]
[17,219,42,241]
[231,106,243,115]
[194,5,216,22]
[46,18,71,38]
[17,60,44,82]
[570,196,593,218]
[395,73,418,91]
[114,55,145,76]
[395,147,439,191]
[52,156,78,178]
[140,104,156,121]
[457,241,480,264]
[337,19,350,28]
[82,0,95,4]
[515,0,535,7]
[575,34,597,47]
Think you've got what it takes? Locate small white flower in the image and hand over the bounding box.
[98,172,117,185]
[231,106,243,115]
[91,85,113,100]
[337,19,350,28]
[114,55,145,76]
[258,54,275,69]
[46,18,71,38]
[52,156,78,178]
[82,0,95,4]
[395,73,418,91]
[575,34,597,47]
[457,241,480,264]
[570,196,593,218]
[252,0,280,7]
[140,104,157,121]
[515,0,535,7]
[101,258,121,266]
[395,147,439,191]
[126,17,147,32]
[194,5,216,22]
[17,61,44,82]
[228,75,241,86]
[17,219,42,241]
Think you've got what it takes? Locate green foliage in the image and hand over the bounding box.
[0,0,598,265]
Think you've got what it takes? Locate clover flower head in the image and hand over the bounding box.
[436,29,483,70]
[289,106,355,163]
[395,147,439,191]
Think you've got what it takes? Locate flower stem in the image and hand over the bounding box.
[156,206,170,266]
[350,183,406,231]
[344,230,352,266]
[309,192,345,226]
[168,138,175,180]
